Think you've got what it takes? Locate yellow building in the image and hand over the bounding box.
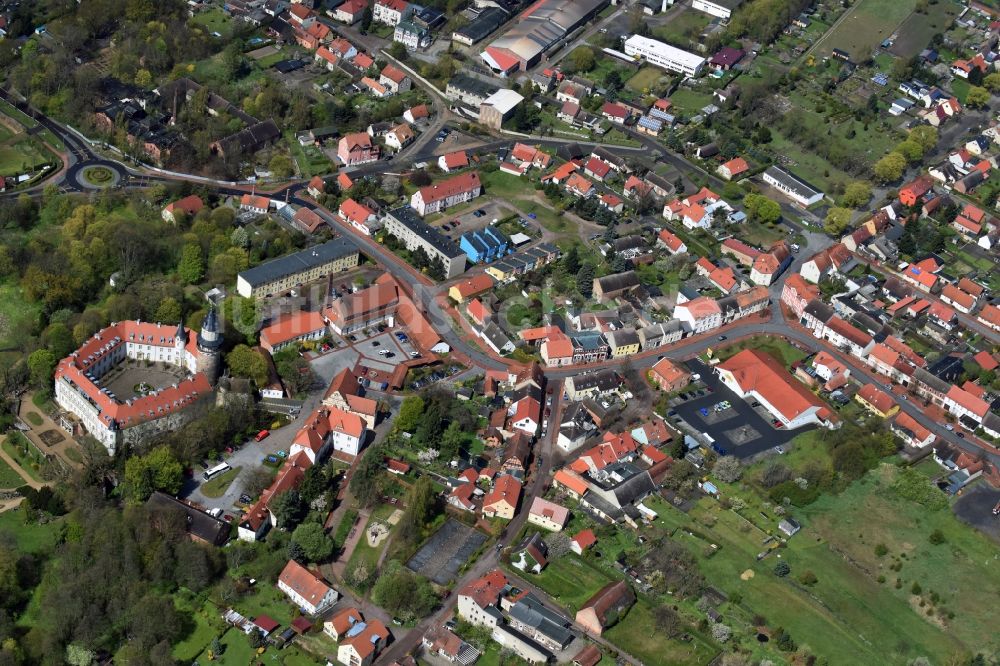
[605,329,640,357]
[855,383,899,418]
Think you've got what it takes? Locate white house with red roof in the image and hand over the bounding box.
[527,497,569,531]
[373,0,412,25]
[240,194,270,214]
[54,319,218,453]
[717,157,749,180]
[780,274,820,318]
[338,198,380,235]
[411,171,482,216]
[891,412,936,450]
[161,195,203,223]
[663,187,732,230]
[379,64,412,94]
[458,570,508,627]
[716,349,834,430]
[277,559,339,615]
[290,406,367,461]
[333,0,367,24]
[656,229,687,254]
[438,150,469,172]
[584,156,613,182]
[601,102,629,123]
[260,310,327,352]
[337,619,390,666]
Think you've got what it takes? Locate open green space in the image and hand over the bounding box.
[481,170,572,235]
[711,335,807,366]
[800,466,1000,657]
[171,597,223,662]
[625,67,666,95]
[286,132,332,177]
[24,412,42,426]
[200,466,242,498]
[0,454,27,487]
[652,9,713,49]
[605,600,718,666]
[525,554,614,612]
[0,507,62,553]
[812,0,917,61]
[668,89,714,116]
[191,7,235,38]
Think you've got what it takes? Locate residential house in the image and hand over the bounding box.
[649,357,691,392]
[333,0,367,24]
[855,383,899,418]
[373,0,412,25]
[525,500,569,535]
[325,607,364,640]
[575,581,636,636]
[337,620,390,666]
[240,194,270,215]
[379,64,412,93]
[511,532,549,574]
[656,229,687,254]
[571,529,597,555]
[161,195,203,223]
[482,474,522,519]
[411,172,482,216]
[438,150,469,172]
[337,132,380,166]
[277,560,339,615]
[457,570,507,628]
[663,187,732,230]
[385,123,415,150]
[891,412,936,449]
[781,274,820,318]
[259,310,326,353]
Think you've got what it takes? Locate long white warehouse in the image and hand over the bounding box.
[623,35,705,77]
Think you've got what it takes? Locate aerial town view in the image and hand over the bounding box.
[3,0,1000,664]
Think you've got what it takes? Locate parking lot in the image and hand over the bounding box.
[953,484,1000,542]
[428,199,515,237]
[668,360,807,459]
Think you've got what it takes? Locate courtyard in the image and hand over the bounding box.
[101,360,190,401]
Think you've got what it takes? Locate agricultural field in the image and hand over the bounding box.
[812,0,919,62]
[889,0,964,59]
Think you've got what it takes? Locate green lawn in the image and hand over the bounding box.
[522,554,614,613]
[652,10,712,48]
[711,335,807,366]
[172,598,224,662]
[191,7,235,38]
[0,454,27,488]
[626,66,666,95]
[0,508,63,553]
[480,171,573,235]
[200,466,242,498]
[668,89,714,116]
[605,600,718,666]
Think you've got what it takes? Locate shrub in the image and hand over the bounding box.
[911,582,922,595]
[874,543,888,557]
[798,570,818,586]
[928,529,945,545]
[773,561,790,577]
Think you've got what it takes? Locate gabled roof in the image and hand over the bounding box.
[718,349,829,423]
[278,559,334,606]
[857,383,896,413]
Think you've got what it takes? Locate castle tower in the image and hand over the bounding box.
[196,307,223,384]
[174,320,189,368]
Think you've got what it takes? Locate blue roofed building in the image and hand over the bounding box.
[460,226,511,263]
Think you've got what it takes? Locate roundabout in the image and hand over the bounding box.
[68,160,128,190]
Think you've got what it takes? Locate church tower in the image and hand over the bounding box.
[174,320,189,369]
[196,307,223,384]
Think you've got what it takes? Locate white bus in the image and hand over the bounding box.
[203,462,231,481]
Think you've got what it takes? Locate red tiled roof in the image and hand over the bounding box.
[163,195,203,218]
[720,157,749,176]
[278,560,333,607]
[442,150,469,169]
[554,468,588,495]
[572,529,597,550]
[893,412,931,443]
[658,229,685,252]
[452,274,495,298]
[417,171,481,205]
[974,350,999,371]
[718,349,829,423]
[941,284,976,309]
[339,198,375,225]
[458,570,507,609]
[260,310,326,350]
[857,383,896,413]
[380,64,407,83]
[946,385,990,418]
[585,156,612,178]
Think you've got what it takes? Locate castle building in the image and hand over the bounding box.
[54,315,221,454]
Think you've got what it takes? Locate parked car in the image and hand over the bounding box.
[254,429,270,442]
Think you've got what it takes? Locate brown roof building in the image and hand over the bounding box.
[575,580,635,636]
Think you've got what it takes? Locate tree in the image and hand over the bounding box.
[396,395,425,433]
[269,154,294,178]
[908,126,938,152]
[567,46,595,73]
[65,645,96,666]
[123,445,184,501]
[823,207,853,236]
[177,243,204,284]
[985,72,1000,92]
[27,349,56,389]
[577,264,595,298]
[154,297,183,324]
[965,85,990,109]
[371,562,438,621]
[873,152,906,183]
[226,344,268,386]
[562,245,581,274]
[291,522,335,562]
[773,561,790,577]
[929,529,946,545]
[653,605,684,638]
[841,181,872,208]
[894,140,924,164]
[713,456,742,483]
[271,489,306,529]
[440,421,466,461]
[743,192,781,224]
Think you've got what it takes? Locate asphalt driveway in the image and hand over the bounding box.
[670,360,810,459]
